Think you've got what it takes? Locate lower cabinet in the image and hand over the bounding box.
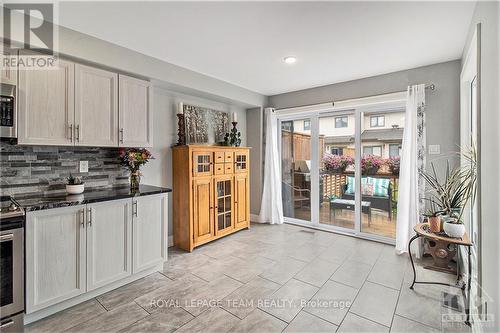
[86,199,132,291]
[132,194,167,273]
[26,206,86,313]
[25,194,168,315]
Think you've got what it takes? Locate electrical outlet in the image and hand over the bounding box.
[79,161,88,173]
[428,145,441,155]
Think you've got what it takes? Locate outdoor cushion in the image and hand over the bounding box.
[367,177,390,197]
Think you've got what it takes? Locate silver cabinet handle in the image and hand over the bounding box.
[76,125,80,142]
[87,208,92,226]
[133,201,138,217]
[120,128,124,143]
[69,124,73,142]
[0,319,14,329]
[0,234,14,242]
[80,209,85,227]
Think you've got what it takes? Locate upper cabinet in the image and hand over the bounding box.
[1,45,17,85]
[18,58,75,146]
[75,64,118,147]
[118,75,152,148]
[17,54,152,148]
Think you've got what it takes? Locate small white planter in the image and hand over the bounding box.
[66,184,84,194]
[443,221,466,238]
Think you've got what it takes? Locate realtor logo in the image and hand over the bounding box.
[3,3,54,53]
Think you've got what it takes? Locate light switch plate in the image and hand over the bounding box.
[428,145,441,155]
[79,161,89,173]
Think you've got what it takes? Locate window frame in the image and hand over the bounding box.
[363,145,383,156]
[334,116,348,128]
[370,115,385,128]
[303,120,311,131]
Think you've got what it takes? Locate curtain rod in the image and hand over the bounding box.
[274,83,435,111]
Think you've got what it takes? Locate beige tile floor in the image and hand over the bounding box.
[26,223,470,333]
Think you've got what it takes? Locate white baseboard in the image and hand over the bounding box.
[250,213,261,222]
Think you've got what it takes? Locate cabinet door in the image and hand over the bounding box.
[132,194,167,273]
[1,45,17,85]
[18,57,75,145]
[75,64,118,147]
[234,151,249,174]
[26,206,86,313]
[192,151,213,177]
[234,174,250,230]
[118,75,152,147]
[214,175,233,236]
[192,177,214,244]
[86,199,132,291]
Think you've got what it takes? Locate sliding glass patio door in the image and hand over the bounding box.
[279,104,404,244]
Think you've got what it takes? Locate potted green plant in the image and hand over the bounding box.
[422,201,443,233]
[361,155,383,175]
[323,153,354,173]
[419,146,477,238]
[66,174,84,194]
[386,156,400,175]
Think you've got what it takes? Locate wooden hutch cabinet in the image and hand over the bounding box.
[172,145,250,251]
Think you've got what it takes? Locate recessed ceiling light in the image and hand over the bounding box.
[283,56,297,64]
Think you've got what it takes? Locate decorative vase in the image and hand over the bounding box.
[443,221,466,238]
[66,184,84,194]
[130,171,141,190]
[428,216,441,233]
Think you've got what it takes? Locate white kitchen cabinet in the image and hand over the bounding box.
[132,194,168,273]
[1,44,17,85]
[75,64,118,147]
[86,199,132,291]
[118,75,152,147]
[26,206,86,313]
[18,57,75,146]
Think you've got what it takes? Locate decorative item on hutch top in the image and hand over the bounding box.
[224,112,242,147]
[119,148,153,190]
[182,103,229,145]
[176,102,186,146]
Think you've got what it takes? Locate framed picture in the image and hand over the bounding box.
[183,104,229,144]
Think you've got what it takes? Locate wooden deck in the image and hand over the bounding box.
[292,202,396,239]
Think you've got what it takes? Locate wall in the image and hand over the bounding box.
[245,107,263,216]
[141,87,247,237]
[245,60,462,214]
[0,144,128,198]
[462,2,500,332]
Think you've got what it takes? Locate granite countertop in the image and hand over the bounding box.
[15,185,172,212]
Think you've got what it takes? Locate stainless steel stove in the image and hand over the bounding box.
[0,196,25,332]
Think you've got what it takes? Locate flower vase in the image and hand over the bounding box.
[130,171,141,190]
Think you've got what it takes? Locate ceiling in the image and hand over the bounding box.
[57,1,476,96]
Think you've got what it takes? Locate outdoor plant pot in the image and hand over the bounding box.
[443,221,466,238]
[428,216,441,233]
[66,184,84,194]
[363,166,380,175]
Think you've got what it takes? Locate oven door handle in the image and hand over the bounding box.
[0,319,14,329]
[0,234,14,242]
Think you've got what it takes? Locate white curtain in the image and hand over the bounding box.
[257,108,284,224]
[396,84,426,255]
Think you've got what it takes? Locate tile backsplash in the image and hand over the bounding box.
[0,142,129,198]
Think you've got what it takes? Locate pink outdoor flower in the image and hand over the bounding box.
[323,153,354,172]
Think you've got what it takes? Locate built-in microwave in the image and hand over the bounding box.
[0,84,16,139]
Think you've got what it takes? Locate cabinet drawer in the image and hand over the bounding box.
[224,163,233,174]
[224,152,233,163]
[214,163,224,175]
[214,151,225,163]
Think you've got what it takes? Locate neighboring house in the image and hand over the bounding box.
[292,110,405,158]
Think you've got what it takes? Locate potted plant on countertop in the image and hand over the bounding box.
[119,148,154,190]
[323,153,354,174]
[66,174,84,194]
[419,145,477,238]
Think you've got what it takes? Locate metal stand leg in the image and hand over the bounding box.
[465,246,472,326]
[408,234,420,290]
